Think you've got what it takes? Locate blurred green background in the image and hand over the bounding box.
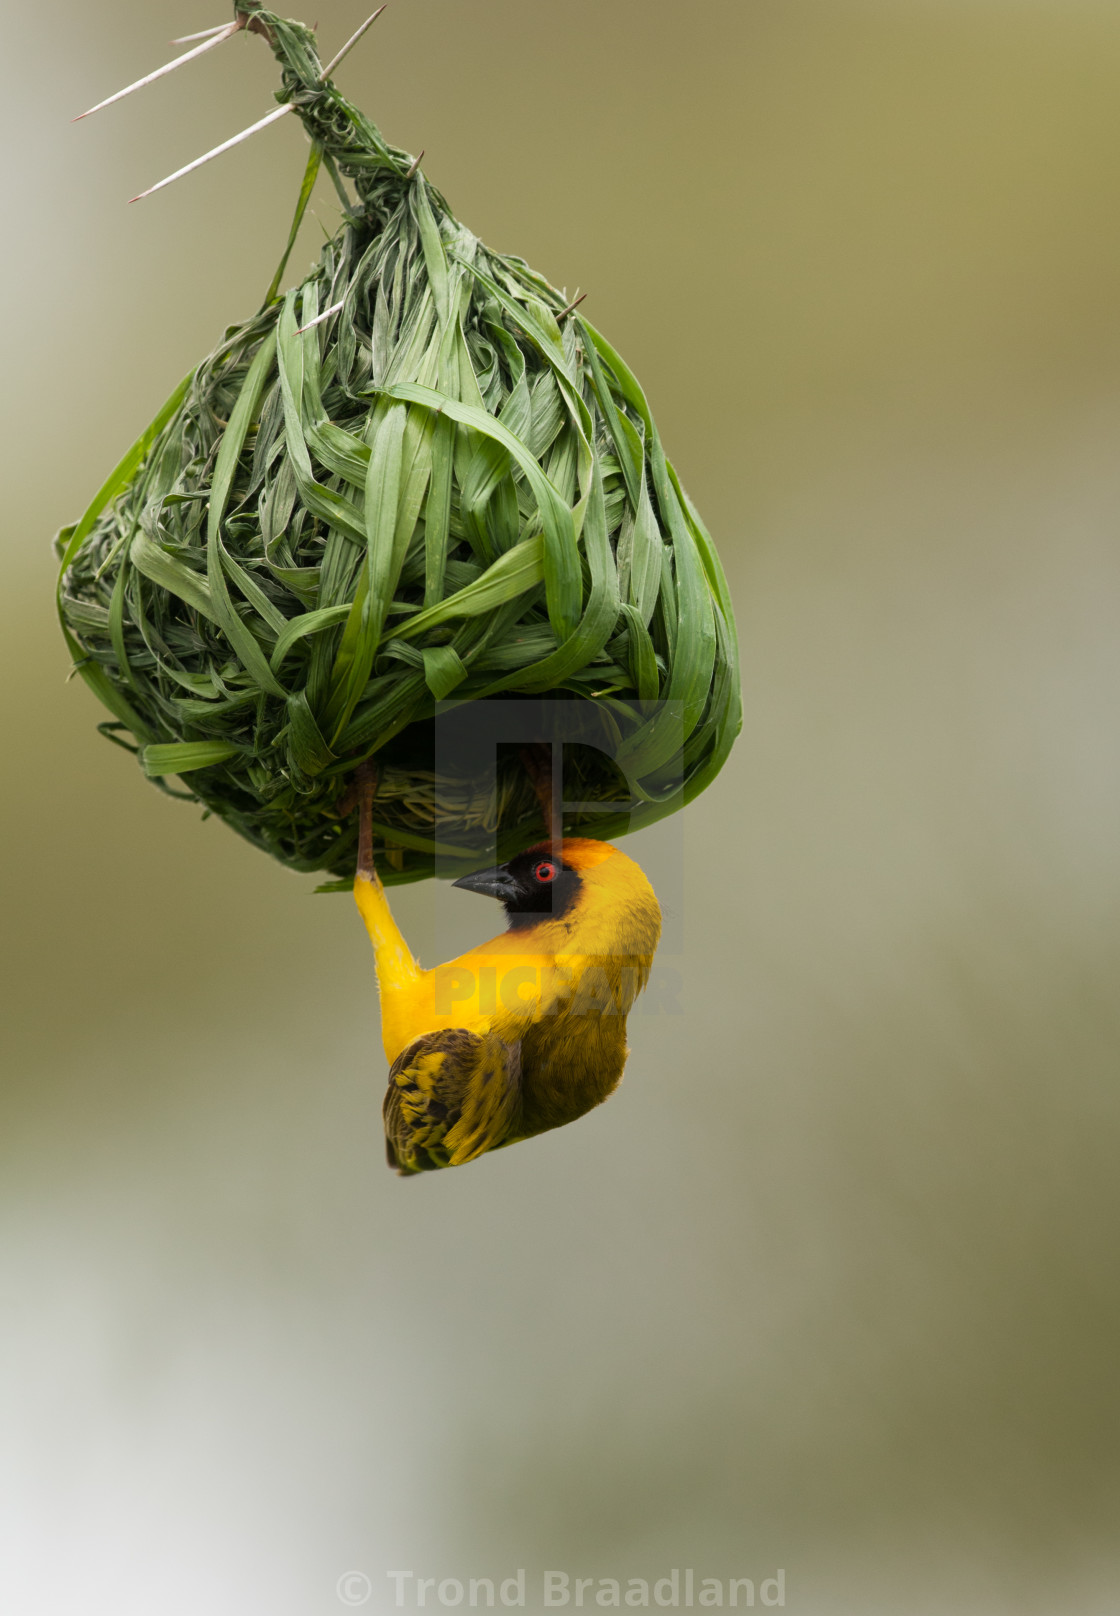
[4,1,1120,1611]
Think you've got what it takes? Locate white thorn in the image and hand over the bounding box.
[73,19,242,121]
[170,22,232,44]
[130,103,293,201]
[296,299,346,334]
[118,6,387,206]
[557,290,588,321]
[318,6,387,82]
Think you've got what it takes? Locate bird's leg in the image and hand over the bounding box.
[352,763,422,989]
[356,761,377,881]
[519,743,560,852]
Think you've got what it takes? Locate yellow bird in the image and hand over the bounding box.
[352,770,662,1174]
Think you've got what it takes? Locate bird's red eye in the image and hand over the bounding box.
[533,860,558,883]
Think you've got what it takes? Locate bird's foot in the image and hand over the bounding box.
[354,761,378,881]
[519,743,557,847]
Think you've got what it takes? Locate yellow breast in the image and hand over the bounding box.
[361,838,662,1065]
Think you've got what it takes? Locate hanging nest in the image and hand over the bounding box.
[57,4,741,885]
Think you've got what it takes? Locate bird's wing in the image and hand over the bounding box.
[383,1027,522,1175]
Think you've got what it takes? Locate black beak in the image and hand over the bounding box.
[452,864,520,902]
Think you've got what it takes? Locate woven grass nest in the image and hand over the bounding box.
[57,5,741,886]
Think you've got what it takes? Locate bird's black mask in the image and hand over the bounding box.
[453,849,582,928]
